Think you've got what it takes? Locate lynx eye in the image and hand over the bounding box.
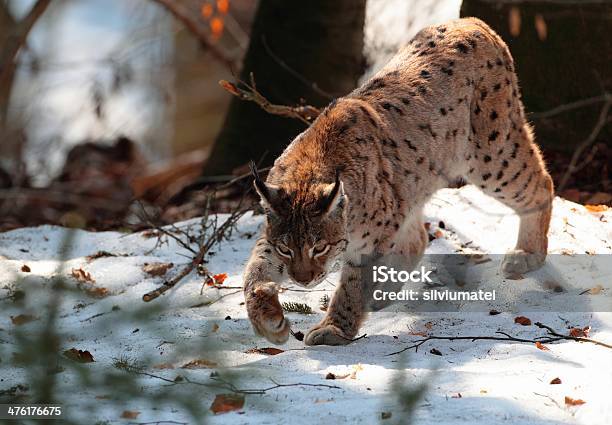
[311,244,330,258]
[275,244,293,258]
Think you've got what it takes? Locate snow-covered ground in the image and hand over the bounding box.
[1,186,611,424]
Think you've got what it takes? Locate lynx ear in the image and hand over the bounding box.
[319,170,346,215]
[250,161,281,212]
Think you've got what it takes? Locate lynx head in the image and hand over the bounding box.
[250,162,349,287]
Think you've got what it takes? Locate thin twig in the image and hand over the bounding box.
[530,93,612,119]
[387,322,612,356]
[534,322,612,349]
[219,73,321,124]
[151,0,237,70]
[121,366,341,395]
[558,99,611,191]
[142,196,247,302]
[261,35,334,100]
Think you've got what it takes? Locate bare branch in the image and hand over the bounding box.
[150,0,237,70]
[387,322,612,356]
[557,98,611,191]
[219,74,321,124]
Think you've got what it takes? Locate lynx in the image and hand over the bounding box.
[243,18,553,346]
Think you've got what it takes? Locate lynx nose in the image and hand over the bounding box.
[293,271,314,285]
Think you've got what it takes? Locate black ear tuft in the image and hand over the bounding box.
[318,169,344,214]
[250,160,270,200]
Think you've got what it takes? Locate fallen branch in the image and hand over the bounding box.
[220,73,321,125]
[120,366,341,395]
[142,197,247,302]
[387,322,612,356]
[534,322,612,349]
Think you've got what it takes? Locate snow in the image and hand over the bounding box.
[1,186,611,424]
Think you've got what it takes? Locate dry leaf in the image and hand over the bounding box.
[20,265,30,272]
[535,341,549,351]
[585,204,608,213]
[587,285,603,295]
[452,393,462,399]
[564,396,586,406]
[85,286,109,298]
[210,394,245,414]
[430,348,443,356]
[509,7,521,37]
[292,330,304,341]
[63,348,94,363]
[381,412,392,420]
[245,347,284,355]
[219,80,240,96]
[514,316,532,326]
[211,323,220,333]
[121,410,140,419]
[534,14,547,41]
[71,268,94,283]
[325,372,336,380]
[217,0,229,14]
[550,377,562,385]
[181,359,218,369]
[489,309,501,315]
[143,262,174,277]
[213,273,228,284]
[86,251,117,262]
[569,326,590,338]
[11,314,37,326]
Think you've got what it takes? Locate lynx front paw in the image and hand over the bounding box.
[501,249,545,279]
[305,324,351,346]
[247,282,290,344]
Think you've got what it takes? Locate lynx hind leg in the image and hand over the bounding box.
[467,78,553,278]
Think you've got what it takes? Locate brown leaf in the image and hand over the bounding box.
[325,372,336,380]
[245,347,284,355]
[120,410,140,419]
[489,309,501,315]
[181,359,218,369]
[430,348,443,356]
[11,314,37,326]
[143,262,174,277]
[535,341,549,351]
[292,330,305,341]
[550,377,562,385]
[569,326,590,338]
[514,316,532,326]
[451,393,462,399]
[86,251,117,262]
[63,348,95,363]
[585,204,608,213]
[508,7,521,36]
[85,286,109,298]
[20,265,31,272]
[71,268,94,283]
[587,285,603,295]
[564,396,586,406]
[219,80,240,96]
[381,411,392,420]
[210,394,245,415]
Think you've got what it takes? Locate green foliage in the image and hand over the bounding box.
[282,301,313,314]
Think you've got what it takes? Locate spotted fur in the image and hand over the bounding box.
[243,18,553,346]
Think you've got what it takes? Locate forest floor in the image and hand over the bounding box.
[0,186,611,425]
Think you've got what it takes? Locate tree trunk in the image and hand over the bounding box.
[460,0,612,151]
[202,0,367,176]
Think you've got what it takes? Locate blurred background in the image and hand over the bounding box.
[0,0,610,231]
